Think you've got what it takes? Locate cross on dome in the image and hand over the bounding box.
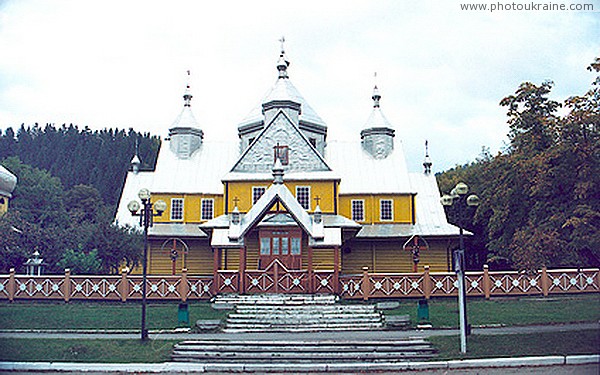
[372,72,381,108]
[183,70,192,107]
[277,36,290,79]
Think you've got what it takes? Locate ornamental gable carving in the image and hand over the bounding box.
[231,110,330,173]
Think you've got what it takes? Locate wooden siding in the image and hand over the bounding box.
[226,180,337,213]
[246,231,260,269]
[339,194,414,224]
[341,238,450,274]
[152,193,224,224]
[222,248,240,270]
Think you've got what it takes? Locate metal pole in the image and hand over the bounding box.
[456,197,469,353]
[140,200,149,341]
[457,226,467,353]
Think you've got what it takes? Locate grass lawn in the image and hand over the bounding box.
[0,301,227,330]
[382,293,600,328]
[0,330,597,363]
[0,338,177,363]
[0,294,598,331]
[431,329,600,360]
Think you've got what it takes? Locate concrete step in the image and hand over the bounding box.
[235,304,376,313]
[171,339,437,363]
[212,293,338,306]
[226,316,383,324]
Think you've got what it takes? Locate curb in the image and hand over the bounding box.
[0,355,598,373]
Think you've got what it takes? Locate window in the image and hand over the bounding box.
[260,238,271,255]
[171,198,184,221]
[296,186,310,210]
[252,186,266,204]
[291,238,301,255]
[201,198,214,220]
[274,144,289,165]
[259,230,301,256]
[380,199,393,221]
[351,200,365,221]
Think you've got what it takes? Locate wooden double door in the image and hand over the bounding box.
[259,228,302,270]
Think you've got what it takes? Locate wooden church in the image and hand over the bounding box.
[115,45,462,294]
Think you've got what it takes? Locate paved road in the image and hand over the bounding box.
[0,322,597,340]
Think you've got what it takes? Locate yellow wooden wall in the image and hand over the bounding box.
[341,239,450,273]
[151,193,224,224]
[226,180,337,213]
[339,194,414,224]
[130,238,213,275]
[0,196,8,216]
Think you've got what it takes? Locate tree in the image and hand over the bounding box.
[500,81,560,154]
[438,57,600,271]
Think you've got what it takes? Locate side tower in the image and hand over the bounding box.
[0,164,17,216]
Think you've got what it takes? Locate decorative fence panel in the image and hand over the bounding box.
[0,266,598,302]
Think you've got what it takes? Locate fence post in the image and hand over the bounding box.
[180,268,189,302]
[361,267,370,301]
[120,268,128,302]
[423,266,431,299]
[8,268,15,302]
[63,269,71,302]
[541,266,549,297]
[483,264,491,299]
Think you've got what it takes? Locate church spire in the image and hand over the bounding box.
[423,140,433,175]
[277,36,290,79]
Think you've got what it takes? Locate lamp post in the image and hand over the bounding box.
[127,188,167,341]
[441,182,480,354]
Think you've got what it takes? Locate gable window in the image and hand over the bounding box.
[351,200,365,221]
[274,144,289,165]
[252,186,266,204]
[296,186,310,210]
[171,198,184,221]
[201,198,214,221]
[380,199,393,221]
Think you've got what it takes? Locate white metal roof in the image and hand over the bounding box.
[238,77,326,128]
[0,164,17,198]
[152,141,239,194]
[325,140,414,195]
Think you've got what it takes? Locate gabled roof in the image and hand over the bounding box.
[231,183,314,240]
[228,108,332,176]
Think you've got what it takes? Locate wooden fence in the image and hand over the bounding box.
[0,265,598,302]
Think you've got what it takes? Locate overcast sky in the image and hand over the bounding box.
[0,0,598,173]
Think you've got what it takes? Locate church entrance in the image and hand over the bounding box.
[259,228,302,270]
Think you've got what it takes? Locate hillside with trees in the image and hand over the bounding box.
[438,58,599,271]
[0,126,159,274]
[0,125,160,206]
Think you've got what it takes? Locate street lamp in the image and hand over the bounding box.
[128,188,167,341]
[441,182,480,354]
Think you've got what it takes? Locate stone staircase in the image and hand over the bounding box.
[171,339,438,363]
[214,294,384,333]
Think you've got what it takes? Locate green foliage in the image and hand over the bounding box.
[438,58,600,271]
[0,158,143,274]
[57,248,102,274]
